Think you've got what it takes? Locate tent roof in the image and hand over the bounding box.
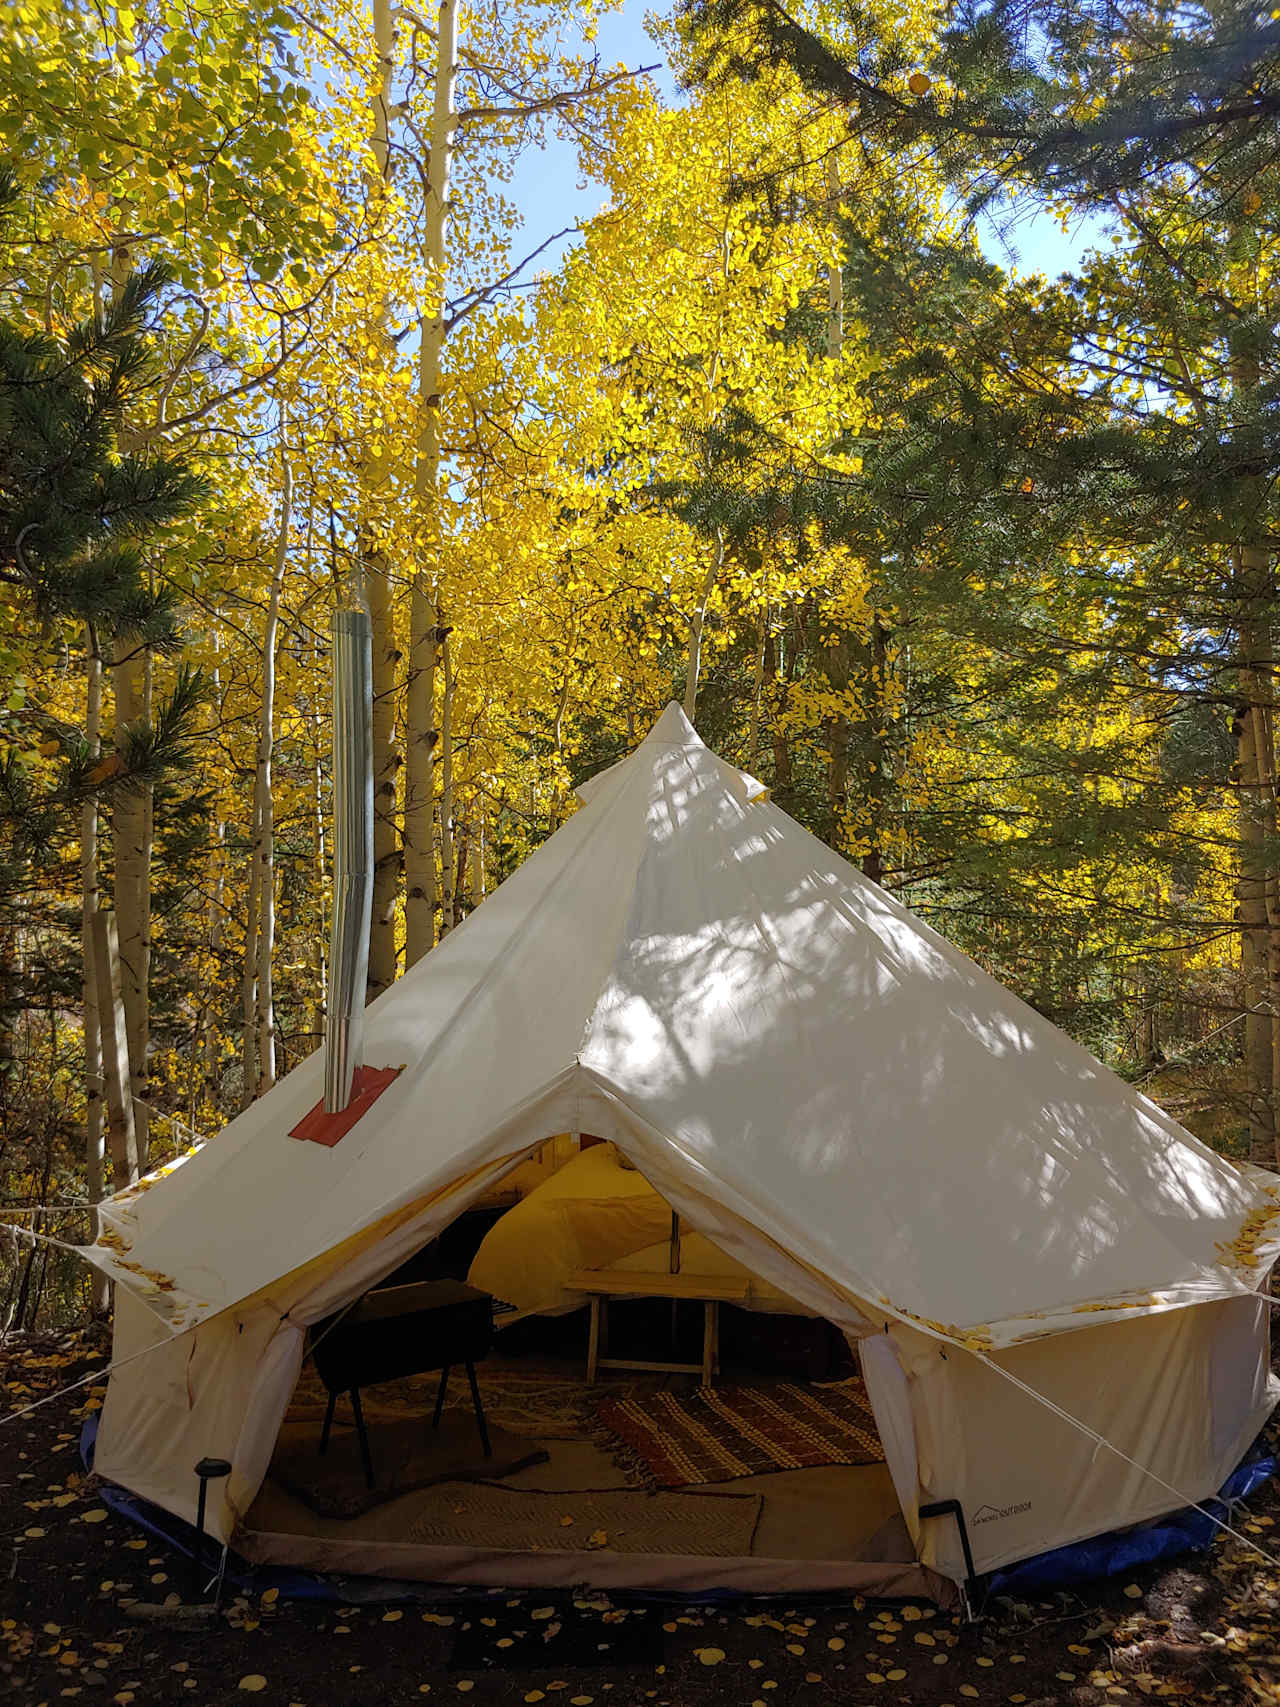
[90,703,1280,1347]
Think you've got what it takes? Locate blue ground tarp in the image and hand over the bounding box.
[987,1451,1276,1597]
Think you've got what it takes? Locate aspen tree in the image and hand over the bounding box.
[365,0,403,1000]
[403,0,458,967]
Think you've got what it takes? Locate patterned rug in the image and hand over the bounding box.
[592,1377,885,1490]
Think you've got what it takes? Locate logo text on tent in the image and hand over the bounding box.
[972,1500,1032,1524]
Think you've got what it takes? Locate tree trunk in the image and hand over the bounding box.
[404,0,458,968]
[453,824,469,927]
[200,639,227,1102]
[765,618,792,799]
[826,150,843,362]
[1232,339,1277,1166]
[367,546,400,997]
[111,647,151,1167]
[108,240,151,1169]
[310,703,328,1047]
[240,797,261,1109]
[823,630,852,850]
[470,810,485,907]
[438,632,456,937]
[91,909,140,1190]
[1253,689,1280,1154]
[252,441,291,1097]
[747,605,767,775]
[365,0,402,1000]
[80,628,109,1313]
[862,614,889,885]
[683,529,723,726]
[1235,670,1274,1165]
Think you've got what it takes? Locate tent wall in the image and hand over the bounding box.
[890,1295,1276,1579]
[94,1105,1276,1583]
[859,1332,920,1535]
[94,1149,545,1542]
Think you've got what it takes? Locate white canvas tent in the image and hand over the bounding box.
[91,703,1280,1593]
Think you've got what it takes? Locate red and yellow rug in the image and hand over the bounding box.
[593,1376,885,1490]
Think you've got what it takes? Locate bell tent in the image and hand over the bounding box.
[89,702,1280,1598]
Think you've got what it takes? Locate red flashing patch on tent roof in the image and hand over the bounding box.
[289,1065,402,1147]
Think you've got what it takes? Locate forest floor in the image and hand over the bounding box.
[3,1332,1280,1707]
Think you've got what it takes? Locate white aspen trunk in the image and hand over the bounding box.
[366,0,402,1000]
[404,0,458,968]
[253,440,291,1096]
[826,151,843,361]
[111,646,151,1167]
[438,633,455,937]
[241,793,261,1109]
[367,549,400,996]
[85,211,109,1269]
[683,529,724,725]
[823,148,857,857]
[452,823,468,927]
[202,641,227,1096]
[310,688,328,1048]
[90,910,139,1191]
[80,629,109,1312]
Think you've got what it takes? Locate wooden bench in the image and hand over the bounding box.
[564,1269,751,1386]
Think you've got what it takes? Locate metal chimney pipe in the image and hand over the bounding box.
[324,607,374,1113]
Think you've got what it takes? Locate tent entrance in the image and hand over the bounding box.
[235,1161,945,1598]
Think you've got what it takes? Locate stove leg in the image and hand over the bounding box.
[465,1361,492,1458]
[320,1389,337,1454]
[432,1366,450,1429]
[350,1387,375,1488]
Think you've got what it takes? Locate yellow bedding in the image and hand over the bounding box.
[468,1143,672,1318]
[468,1143,814,1320]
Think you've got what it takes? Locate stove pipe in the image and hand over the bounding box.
[324,606,374,1114]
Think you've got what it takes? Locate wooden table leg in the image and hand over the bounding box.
[586,1295,601,1384]
[701,1301,718,1387]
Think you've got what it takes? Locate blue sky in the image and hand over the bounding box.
[503,4,1103,285]
[501,1,1105,285]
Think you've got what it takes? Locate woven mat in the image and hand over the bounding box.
[406,1481,762,1556]
[270,1416,548,1519]
[593,1376,885,1490]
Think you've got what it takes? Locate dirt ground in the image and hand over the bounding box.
[3,1331,1280,1707]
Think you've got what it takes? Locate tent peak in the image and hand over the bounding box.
[573,703,709,807]
[642,702,703,747]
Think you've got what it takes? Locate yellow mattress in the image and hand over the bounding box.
[468,1144,812,1319]
[468,1143,673,1318]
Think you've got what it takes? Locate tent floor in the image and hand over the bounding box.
[236,1359,952,1601]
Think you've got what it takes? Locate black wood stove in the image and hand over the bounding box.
[309,1278,495,1488]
